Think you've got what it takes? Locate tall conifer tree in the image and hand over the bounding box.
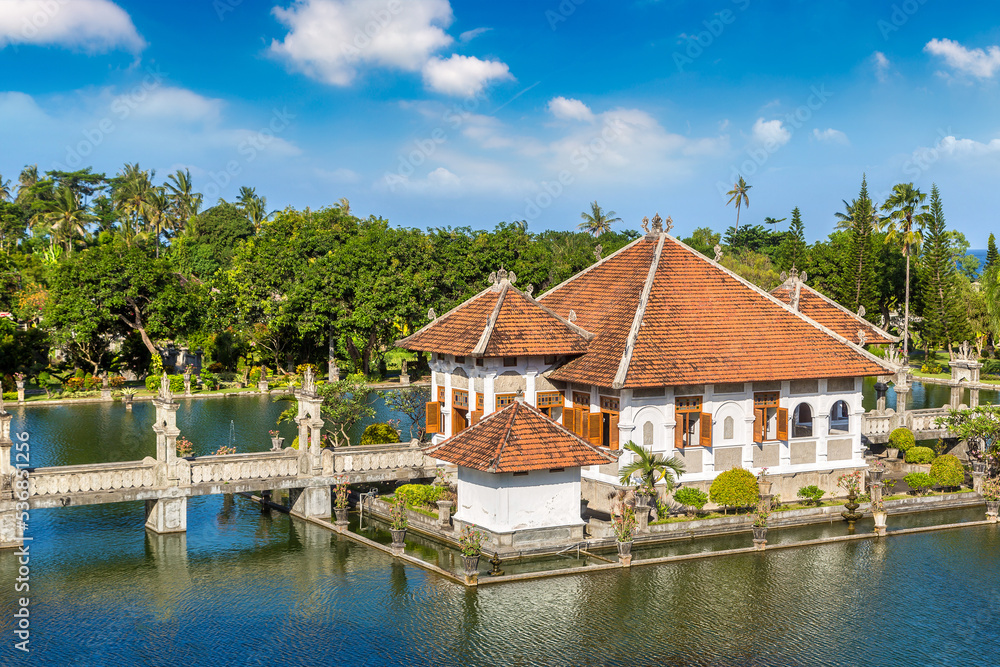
[840,175,877,316]
[985,233,999,272]
[776,207,806,270]
[919,184,968,351]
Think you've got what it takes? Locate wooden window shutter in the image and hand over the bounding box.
[777,407,788,440]
[426,401,441,434]
[562,407,575,433]
[675,414,685,448]
[699,412,712,447]
[588,412,603,447]
[753,408,764,443]
[574,408,587,437]
[470,410,483,426]
[609,413,620,451]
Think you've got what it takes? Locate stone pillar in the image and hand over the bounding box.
[145,496,187,534]
[183,373,192,397]
[894,384,910,415]
[635,502,650,534]
[871,483,886,536]
[399,359,410,387]
[949,380,963,410]
[874,381,889,415]
[101,374,112,402]
[290,485,331,519]
[294,368,325,475]
[258,377,269,394]
[152,373,181,484]
[16,380,25,404]
[973,472,985,495]
[0,395,24,549]
[328,332,339,382]
[436,499,453,529]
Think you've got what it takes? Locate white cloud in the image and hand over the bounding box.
[925,38,1000,79]
[422,54,512,96]
[934,135,1000,156]
[750,118,790,149]
[459,27,490,43]
[547,96,594,122]
[873,51,890,82]
[317,167,361,183]
[812,127,849,145]
[128,87,224,123]
[270,0,454,85]
[0,0,144,52]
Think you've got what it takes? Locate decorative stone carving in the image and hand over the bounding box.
[428,308,437,321]
[525,284,534,297]
[568,310,577,323]
[594,244,603,261]
[714,244,723,262]
[857,329,867,346]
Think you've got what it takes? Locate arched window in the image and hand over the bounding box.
[829,400,850,435]
[792,403,813,438]
[642,421,653,446]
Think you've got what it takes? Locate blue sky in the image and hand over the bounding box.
[2,0,1000,243]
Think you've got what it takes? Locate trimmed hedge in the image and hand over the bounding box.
[709,468,759,509]
[905,446,935,464]
[889,427,916,453]
[930,454,964,488]
[673,487,708,512]
[360,423,400,446]
[904,471,935,495]
[394,484,444,508]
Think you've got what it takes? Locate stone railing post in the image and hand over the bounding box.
[874,381,889,415]
[101,374,112,402]
[436,499,453,529]
[258,376,269,394]
[894,383,910,415]
[15,381,25,404]
[294,367,325,476]
[152,373,181,479]
[146,373,188,534]
[183,372,192,397]
[635,502,650,534]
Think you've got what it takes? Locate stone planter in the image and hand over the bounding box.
[752,525,768,541]
[390,528,407,549]
[873,510,888,535]
[869,469,884,484]
[270,437,285,451]
[123,394,134,410]
[617,540,633,566]
[435,500,454,529]
[987,500,999,524]
[462,554,481,576]
[16,381,25,403]
[334,507,349,526]
[758,481,772,496]
[972,461,987,475]
[886,447,899,460]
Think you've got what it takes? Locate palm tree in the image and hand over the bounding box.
[882,183,928,357]
[142,186,170,257]
[165,168,202,233]
[42,186,92,253]
[618,441,686,494]
[114,164,154,245]
[238,186,270,231]
[337,197,351,215]
[0,175,11,202]
[16,165,38,206]
[763,216,786,230]
[726,175,752,231]
[578,200,622,237]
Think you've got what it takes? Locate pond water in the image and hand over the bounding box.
[862,377,998,412]
[2,387,999,665]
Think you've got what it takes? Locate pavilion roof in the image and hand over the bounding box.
[770,276,898,345]
[424,401,615,473]
[397,275,592,357]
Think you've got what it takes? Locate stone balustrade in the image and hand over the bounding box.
[188,451,300,485]
[28,457,158,497]
[862,413,892,436]
[323,442,433,476]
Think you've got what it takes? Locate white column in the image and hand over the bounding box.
[485,372,496,417]
[526,370,537,406]
[442,372,452,438]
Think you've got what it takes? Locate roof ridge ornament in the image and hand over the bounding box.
[490,267,517,292]
[594,244,603,261]
[714,244,723,262]
[857,329,867,346]
[568,309,577,323]
[525,284,534,297]
[428,307,437,321]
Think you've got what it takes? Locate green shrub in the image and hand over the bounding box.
[905,446,935,464]
[904,471,935,495]
[2,392,16,402]
[673,487,708,514]
[920,361,943,374]
[393,484,443,508]
[248,367,262,385]
[144,374,185,393]
[796,485,826,506]
[200,371,220,389]
[709,468,759,510]
[889,427,916,453]
[930,454,964,488]
[360,423,400,446]
[207,361,224,373]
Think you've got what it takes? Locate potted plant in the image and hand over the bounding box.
[983,477,1000,523]
[757,467,772,496]
[389,494,408,547]
[458,525,486,575]
[176,437,195,458]
[334,476,349,525]
[868,458,885,484]
[751,499,771,544]
[269,430,285,451]
[612,504,637,563]
[872,492,887,533]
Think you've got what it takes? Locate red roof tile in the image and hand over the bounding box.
[540,233,894,387]
[424,401,615,473]
[771,279,897,345]
[398,280,592,357]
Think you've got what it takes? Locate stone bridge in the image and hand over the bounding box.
[0,371,436,549]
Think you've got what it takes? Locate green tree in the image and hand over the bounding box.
[165,168,202,234]
[682,226,721,258]
[882,183,928,356]
[41,186,92,253]
[726,175,751,232]
[775,207,806,271]
[918,185,968,352]
[986,233,999,272]
[578,200,621,237]
[839,175,878,315]
[618,441,686,492]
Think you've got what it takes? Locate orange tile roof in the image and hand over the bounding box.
[398,280,592,357]
[771,279,898,345]
[540,233,894,388]
[424,401,616,473]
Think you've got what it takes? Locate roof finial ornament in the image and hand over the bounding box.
[780,271,788,282]
[857,329,867,346]
[568,309,577,323]
[663,215,674,233]
[651,213,663,233]
[428,307,437,321]
[488,271,497,284]
[800,270,807,284]
[490,267,516,291]
[594,244,603,261]
[641,216,650,233]
[525,284,534,297]
[857,305,866,318]
[714,244,723,262]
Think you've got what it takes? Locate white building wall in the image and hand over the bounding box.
[454,466,584,533]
